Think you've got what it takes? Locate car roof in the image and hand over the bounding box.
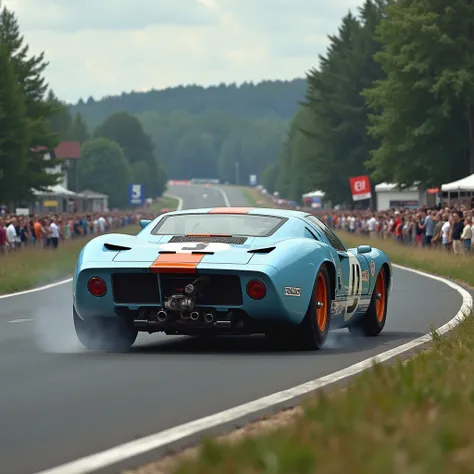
[160,207,313,219]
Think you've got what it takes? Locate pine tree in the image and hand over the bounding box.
[0,43,28,202]
[0,1,61,200]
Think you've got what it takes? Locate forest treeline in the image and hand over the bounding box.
[69,82,303,188]
[263,0,474,204]
[70,79,306,125]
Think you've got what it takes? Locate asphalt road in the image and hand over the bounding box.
[0,184,463,474]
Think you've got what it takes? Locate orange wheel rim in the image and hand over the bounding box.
[315,274,327,332]
[375,271,386,322]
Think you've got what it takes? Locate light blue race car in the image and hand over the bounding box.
[72,207,393,351]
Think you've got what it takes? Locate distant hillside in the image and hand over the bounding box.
[69,78,308,183]
[70,78,307,127]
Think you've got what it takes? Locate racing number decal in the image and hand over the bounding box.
[159,242,232,254]
[345,254,362,320]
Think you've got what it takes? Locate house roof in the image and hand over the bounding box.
[31,141,81,159]
[78,189,109,198]
[53,141,80,159]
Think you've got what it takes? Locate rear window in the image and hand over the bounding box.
[151,214,285,237]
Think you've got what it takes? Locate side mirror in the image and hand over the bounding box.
[140,219,151,229]
[337,251,349,260]
[357,244,372,254]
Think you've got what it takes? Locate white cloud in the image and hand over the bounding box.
[2,0,364,103]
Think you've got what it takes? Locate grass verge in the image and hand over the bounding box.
[232,186,275,207]
[150,194,180,213]
[133,226,474,473]
[0,225,139,295]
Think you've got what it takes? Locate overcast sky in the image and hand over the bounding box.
[4,0,363,103]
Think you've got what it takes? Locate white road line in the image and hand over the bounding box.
[0,278,73,300]
[163,193,183,211]
[6,318,32,323]
[214,187,231,207]
[33,264,472,474]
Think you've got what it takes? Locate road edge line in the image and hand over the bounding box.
[0,278,73,300]
[214,187,231,207]
[163,193,183,211]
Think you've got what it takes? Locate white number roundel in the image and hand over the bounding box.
[159,242,231,254]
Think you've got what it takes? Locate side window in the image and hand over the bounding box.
[305,215,346,252]
[305,227,322,241]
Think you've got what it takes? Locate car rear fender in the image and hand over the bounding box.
[249,238,336,316]
[348,247,393,296]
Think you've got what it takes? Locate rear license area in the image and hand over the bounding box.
[111,272,242,306]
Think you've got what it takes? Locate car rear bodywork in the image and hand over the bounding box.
[73,208,392,336]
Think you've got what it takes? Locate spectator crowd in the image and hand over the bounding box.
[319,204,473,254]
[0,211,145,255]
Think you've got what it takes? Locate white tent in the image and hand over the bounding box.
[375,182,419,192]
[441,174,474,192]
[302,190,325,198]
[33,184,79,197]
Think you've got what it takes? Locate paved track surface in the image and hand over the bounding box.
[0,184,462,474]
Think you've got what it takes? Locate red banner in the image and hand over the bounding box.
[349,175,372,201]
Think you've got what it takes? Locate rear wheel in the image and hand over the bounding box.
[292,264,331,350]
[348,267,387,337]
[73,306,138,352]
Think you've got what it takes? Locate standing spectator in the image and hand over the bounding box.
[44,218,52,247]
[416,213,425,246]
[349,215,356,233]
[98,214,107,234]
[33,217,45,249]
[432,214,443,248]
[367,213,377,238]
[19,216,29,247]
[6,218,17,251]
[451,212,464,254]
[0,218,7,254]
[396,217,405,243]
[441,214,451,250]
[49,217,60,249]
[461,215,472,253]
[423,210,434,247]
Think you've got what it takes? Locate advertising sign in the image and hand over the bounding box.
[129,184,145,205]
[349,175,371,201]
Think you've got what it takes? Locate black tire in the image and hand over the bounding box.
[348,266,388,337]
[73,306,138,352]
[292,264,331,350]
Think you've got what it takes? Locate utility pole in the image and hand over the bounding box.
[235,161,239,185]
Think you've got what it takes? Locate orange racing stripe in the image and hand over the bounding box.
[150,253,204,274]
[208,207,253,214]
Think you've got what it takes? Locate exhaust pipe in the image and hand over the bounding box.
[157,310,168,322]
[190,311,200,321]
[204,312,214,324]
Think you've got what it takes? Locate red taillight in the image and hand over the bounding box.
[247,280,266,300]
[87,277,107,297]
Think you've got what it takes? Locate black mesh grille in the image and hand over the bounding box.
[169,235,247,244]
[112,273,160,304]
[160,274,242,306]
